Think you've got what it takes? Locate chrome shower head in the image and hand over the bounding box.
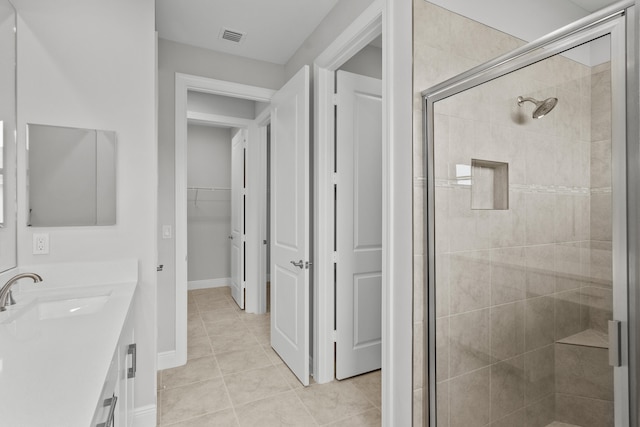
[517,96,558,119]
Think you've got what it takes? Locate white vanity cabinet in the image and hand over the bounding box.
[92,301,136,427]
[0,261,139,426]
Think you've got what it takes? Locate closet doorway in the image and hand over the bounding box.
[186,123,235,298]
[172,76,275,367]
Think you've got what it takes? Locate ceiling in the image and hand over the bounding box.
[156,0,619,66]
[156,0,338,65]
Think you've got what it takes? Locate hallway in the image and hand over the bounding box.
[157,287,381,426]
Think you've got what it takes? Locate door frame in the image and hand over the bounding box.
[169,73,274,368]
[313,0,382,385]
[314,0,414,424]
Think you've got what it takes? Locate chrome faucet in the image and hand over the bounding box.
[0,273,43,311]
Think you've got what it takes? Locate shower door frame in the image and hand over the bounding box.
[421,1,639,426]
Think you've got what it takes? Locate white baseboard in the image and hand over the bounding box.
[133,404,156,427]
[187,278,231,290]
[157,350,179,370]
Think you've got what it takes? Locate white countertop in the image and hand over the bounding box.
[0,260,137,427]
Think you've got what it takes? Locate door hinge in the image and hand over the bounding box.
[332,93,338,105]
[332,330,337,342]
[332,252,338,263]
[332,173,338,185]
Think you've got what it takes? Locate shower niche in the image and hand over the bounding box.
[422,7,631,427]
[470,159,508,210]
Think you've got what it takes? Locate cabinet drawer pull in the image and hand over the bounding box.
[96,394,117,427]
[127,343,137,379]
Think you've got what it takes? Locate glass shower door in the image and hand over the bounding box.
[423,7,634,427]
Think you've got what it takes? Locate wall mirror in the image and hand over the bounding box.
[27,124,117,227]
[0,0,16,272]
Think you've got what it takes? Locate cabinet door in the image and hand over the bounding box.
[117,309,135,426]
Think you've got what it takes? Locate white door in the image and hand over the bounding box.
[270,66,310,386]
[230,129,245,309]
[335,70,382,379]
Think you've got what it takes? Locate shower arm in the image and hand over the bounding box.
[517,96,538,106]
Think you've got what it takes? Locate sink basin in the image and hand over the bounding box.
[36,295,110,320]
[1,291,112,325]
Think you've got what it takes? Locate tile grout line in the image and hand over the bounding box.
[292,387,321,426]
[199,297,241,426]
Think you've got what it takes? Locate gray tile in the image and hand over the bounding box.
[436,254,450,318]
[525,246,556,298]
[555,343,613,401]
[215,345,272,375]
[436,380,449,427]
[200,309,241,324]
[491,301,525,362]
[554,290,582,341]
[160,379,231,425]
[449,367,490,427]
[414,388,424,427]
[555,243,586,293]
[582,286,612,334]
[490,409,524,427]
[187,335,213,360]
[525,193,556,245]
[491,356,525,421]
[449,309,491,377]
[224,365,291,406]
[235,391,316,427]
[491,247,526,305]
[163,409,238,426]
[328,408,381,426]
[350,370,382,409]
[162,356,221,389]
[296,380,373,425]
[524,345,554,404]
[555,394,613,427]
[449,251,491,314]
[209,329,260,354]
[525,297,555,351]
[436,317,449,381]
[590,193,612,242]
[525,394,555,427]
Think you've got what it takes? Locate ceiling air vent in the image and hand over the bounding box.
[219,28,246,44]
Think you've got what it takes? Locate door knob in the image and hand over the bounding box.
[290,260,304,269]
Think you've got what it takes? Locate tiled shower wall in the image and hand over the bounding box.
[413,2,613,425]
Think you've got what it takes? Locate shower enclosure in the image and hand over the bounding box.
[422,2,638,426]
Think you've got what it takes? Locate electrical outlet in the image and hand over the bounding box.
[162,225,172,239]
[33,233,49,255]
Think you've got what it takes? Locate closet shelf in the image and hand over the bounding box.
[188,186,231,205]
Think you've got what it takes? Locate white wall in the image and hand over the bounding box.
[14,0,157,417]
[284,0,376,79]
[187,124,231,282]
[157,38,284,353]
[0,0,16,273]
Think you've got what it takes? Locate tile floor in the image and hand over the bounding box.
[157,287,381,426]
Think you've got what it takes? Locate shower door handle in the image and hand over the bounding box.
[608,320,621,367]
